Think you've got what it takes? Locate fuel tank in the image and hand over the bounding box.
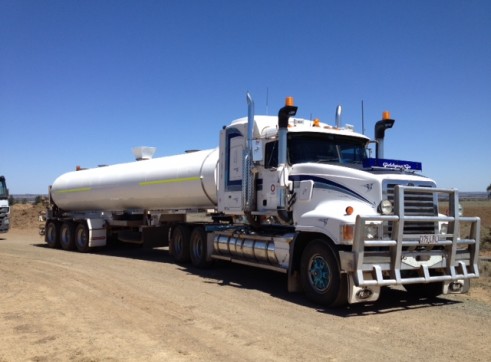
[51,148,219,212]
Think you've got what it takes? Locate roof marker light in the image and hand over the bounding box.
[313,118,320,127]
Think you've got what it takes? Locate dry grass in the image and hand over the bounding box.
[439,199,491,252]
[458,200,491,278]
[460,200,491,252]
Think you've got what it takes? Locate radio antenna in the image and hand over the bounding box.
[361,100,366,135]
[266,87,269,115]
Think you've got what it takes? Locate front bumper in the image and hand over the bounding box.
[342,187,480,291]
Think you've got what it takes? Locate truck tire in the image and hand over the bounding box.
[60,222,75,251]
[190,226,212,268]
[170,224,191,263]
[45,221,60,249]
[74,222,90,253]
[300,240,342,306]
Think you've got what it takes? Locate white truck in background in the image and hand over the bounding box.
[44,94,480,306]
[0,176,10,233]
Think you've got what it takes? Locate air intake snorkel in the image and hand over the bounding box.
[277,97,297,223]
[374,111,395,159]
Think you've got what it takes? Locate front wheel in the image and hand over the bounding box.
[300,240,343,306]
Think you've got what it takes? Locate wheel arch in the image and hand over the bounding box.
[290,232,340,274]
[288,232,344,294]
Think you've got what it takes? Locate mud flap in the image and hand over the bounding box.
[87,218,107,247]
[287,270,302,293]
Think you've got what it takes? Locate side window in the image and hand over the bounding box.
[265,141,278,169]
[225,128,243,191]
[228,135,243,182]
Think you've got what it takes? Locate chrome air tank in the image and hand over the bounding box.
[51,148,219,212]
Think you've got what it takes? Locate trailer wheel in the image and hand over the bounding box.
[190,226,212,268]
[45,221,60,248]
[170,225,190,263]
[300,240,341,306]
[74,222,90,253]
[60,222,75,251]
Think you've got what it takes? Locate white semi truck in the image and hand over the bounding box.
[44,94,480,306]
[0,176,10,233]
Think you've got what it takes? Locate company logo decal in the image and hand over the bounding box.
[363,158,422,171]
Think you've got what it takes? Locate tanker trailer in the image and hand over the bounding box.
[46,148,218,252]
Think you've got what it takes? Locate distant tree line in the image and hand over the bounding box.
[9,195,46,205]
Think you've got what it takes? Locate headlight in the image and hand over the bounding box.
[440,222,448,235]
[365,223,379,240]
[380,200,393,215]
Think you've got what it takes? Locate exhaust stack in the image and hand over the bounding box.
[335,105,342,128]
[242,92,255,213]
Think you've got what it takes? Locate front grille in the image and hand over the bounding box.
[384,181,437,235]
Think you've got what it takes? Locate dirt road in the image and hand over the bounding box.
[1,229,490,361]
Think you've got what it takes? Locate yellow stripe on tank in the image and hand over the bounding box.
[56,187,92,193]
[139,176,201,186]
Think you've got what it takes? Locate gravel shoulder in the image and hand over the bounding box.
[1,228,490,361]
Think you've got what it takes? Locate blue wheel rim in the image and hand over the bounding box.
[308,255,330,292]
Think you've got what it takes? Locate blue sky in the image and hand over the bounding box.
[1,0,490,194]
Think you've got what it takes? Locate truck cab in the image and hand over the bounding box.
[215,96,479,306]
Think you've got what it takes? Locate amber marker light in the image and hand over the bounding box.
[345,206,354,215]
[382,111,391,120]
[285,96,294,106]
[342,225,354,241]
[313,118,320,127]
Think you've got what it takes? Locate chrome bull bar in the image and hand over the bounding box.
[351,186,480,287]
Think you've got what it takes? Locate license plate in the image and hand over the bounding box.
[419,234,438,244]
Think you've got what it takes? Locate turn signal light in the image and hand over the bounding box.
[341,225,354,241]
[345,206,354,215]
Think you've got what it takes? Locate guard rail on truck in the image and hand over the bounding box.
[350,186,480,291]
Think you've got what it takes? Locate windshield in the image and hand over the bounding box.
[288,133,367,165]
[0,178,7,199]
